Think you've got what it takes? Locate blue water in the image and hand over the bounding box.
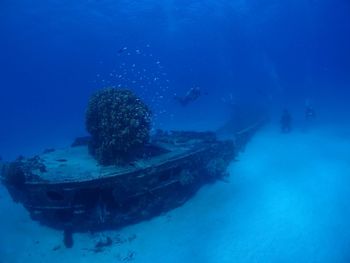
[0,0,350,262]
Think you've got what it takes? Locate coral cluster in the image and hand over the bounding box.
[1,155,46,186]
[86,88,152,165]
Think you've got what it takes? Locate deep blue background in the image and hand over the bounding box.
[0,0,349,159]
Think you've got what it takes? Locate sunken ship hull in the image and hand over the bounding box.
[1,126,261,231]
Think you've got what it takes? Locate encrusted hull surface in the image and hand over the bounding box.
[1,127,262,231]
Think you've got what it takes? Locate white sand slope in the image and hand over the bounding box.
[1,124,350,263]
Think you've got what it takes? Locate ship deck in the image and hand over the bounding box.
[36,142,201,183]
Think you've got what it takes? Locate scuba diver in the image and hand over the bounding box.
[174,87,201,106]
[280,109,292,133]
[303,104,316,132]
[305,105,316,122]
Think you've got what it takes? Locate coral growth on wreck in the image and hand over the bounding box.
[86,88,152,165]
[1,161,26,186]
[206,158,228,178]
[1,156,46,187]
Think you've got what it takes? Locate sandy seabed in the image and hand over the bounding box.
[1,124,350,263]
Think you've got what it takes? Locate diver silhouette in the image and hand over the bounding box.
[305,105,316,122]
[174,87,201,106]
[280,109,292,133]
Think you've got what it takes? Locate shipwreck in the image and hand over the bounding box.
[0,88,264,232]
